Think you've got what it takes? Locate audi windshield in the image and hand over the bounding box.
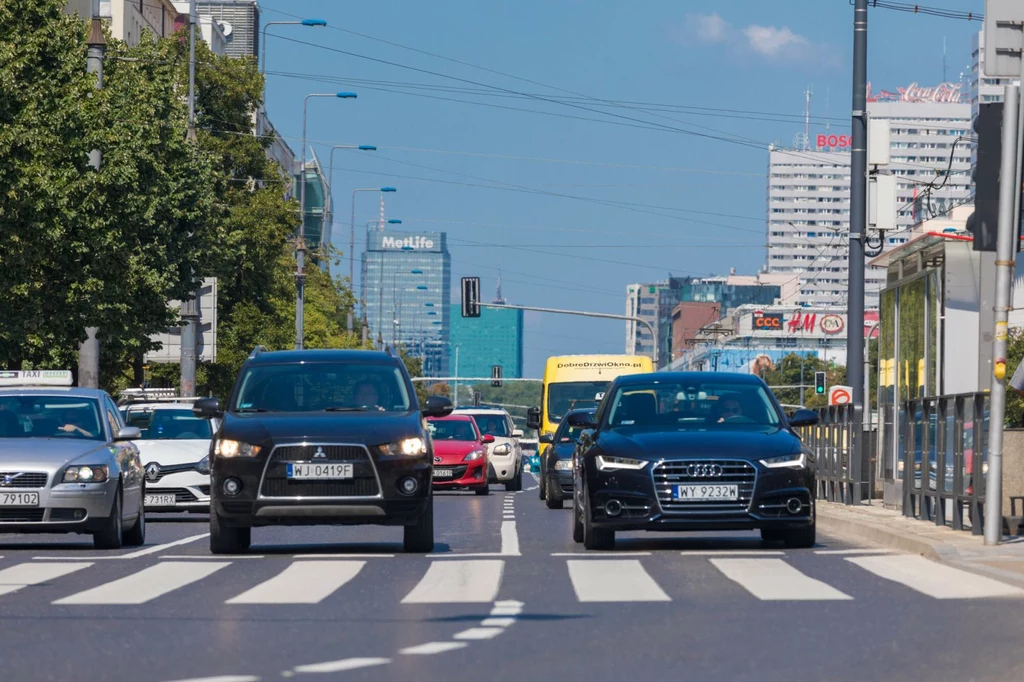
[602,381,783,431]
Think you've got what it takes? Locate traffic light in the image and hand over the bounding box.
[966,102,1004,252]
[461,277,480,317]
[473,391,482,407]
[814,371,826,396]
[491,364,503,388]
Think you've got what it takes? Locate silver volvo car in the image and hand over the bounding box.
[0,370,146,549]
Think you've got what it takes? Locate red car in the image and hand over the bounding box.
[427,414,493,495]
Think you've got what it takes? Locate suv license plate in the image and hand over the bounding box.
[0,492,39,507]
[286,463,354,480]
[673,484,738,501]
[144,494,177,507]
[433,469,454,478]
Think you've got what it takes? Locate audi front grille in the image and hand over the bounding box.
[652,459,756,515]
[258,443,382,499]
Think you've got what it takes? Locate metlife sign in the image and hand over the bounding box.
[368,230,445,253]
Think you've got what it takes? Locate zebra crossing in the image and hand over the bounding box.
[0,552,1021,608]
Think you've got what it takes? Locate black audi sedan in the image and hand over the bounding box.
[192,347,453,554]
[538,408,594,510]
[570,372,819,551]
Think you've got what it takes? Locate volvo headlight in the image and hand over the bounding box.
[595,455,647,471]
[196,455,211,475]
[492,443,511,456]
[463,449,485,462]
[214,439,262,458]
[760,452,807,469]
[63,465,109,483]
[379,437,427,456]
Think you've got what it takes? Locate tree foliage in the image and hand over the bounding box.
[761,353,847,409]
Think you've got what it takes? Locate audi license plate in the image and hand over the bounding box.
[0,492,39,507]
[673,484,738,501]
[433,469,454,478]
[286,463,353,480]
[144,494,176,507]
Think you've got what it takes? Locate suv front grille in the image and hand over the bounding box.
[652,460,756,515]
[261,479,381,497]
[260,443,381,498]
[270,445,369,462]
[0,472,48,488]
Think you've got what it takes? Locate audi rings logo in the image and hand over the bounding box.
[687,463,723,478]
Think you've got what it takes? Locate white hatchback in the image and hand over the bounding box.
[124,402,218,512]
[454,408,524,491]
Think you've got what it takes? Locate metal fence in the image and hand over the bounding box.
[799,404,869,505]
[900,392,987,534]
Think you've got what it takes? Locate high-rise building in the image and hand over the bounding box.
[362,229,451,376]
[766,87,972,308]
[449,282,524,380]
[625,282,673,365]
[195,0,259,59]
[969,30,1020,120]
[65,0,180,46]
[294,150,329,261]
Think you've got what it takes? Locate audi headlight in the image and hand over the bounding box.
[63,465,109,483]
[214,439,261,458]
[379,437,427,456]
[595,455,647,471]
[760,452,807,469]
[492,443,511,455]
[196,455,210,475]
[463,449,485,462]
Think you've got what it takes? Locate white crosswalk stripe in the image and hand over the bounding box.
[401,560,505,603]
[847,555,1024,599]
[566,559,671,602]
[226,561,366,605]
[53,561,230,605]
[710,558,853,601]
[0,562,93,598]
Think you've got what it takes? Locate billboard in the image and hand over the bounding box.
[746,310,846,338]
[144,278,218,364]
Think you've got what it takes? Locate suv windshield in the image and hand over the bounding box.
[603,381,782,430]
[548,381,608,423]
[126,408,213,440]
[233,363,413,413]
[0,395,104,441]
[468,413,510,437]
[427,419,478,441]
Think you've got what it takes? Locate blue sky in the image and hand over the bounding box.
[258,0,982,377]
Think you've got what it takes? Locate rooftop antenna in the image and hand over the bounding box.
[825,85,830,133]
[493,269,507,304]
[942,36,947,83]
[804,86,813,147]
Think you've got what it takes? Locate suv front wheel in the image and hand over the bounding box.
[210,508,251,554]
[404,497,434,553]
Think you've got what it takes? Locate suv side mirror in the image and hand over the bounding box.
[539,433,554,444]
[567,411,597,429]
[481,434,495,444]
[423,395,454,418]
[193,397,222,419]
[114,426,141,441]
[526,406,541,430]
[789,408,819,428]
[512,429,524,438]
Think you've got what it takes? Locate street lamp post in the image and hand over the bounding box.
[348,186,395,332]
[297,92,357,350]
[261,19,326,76]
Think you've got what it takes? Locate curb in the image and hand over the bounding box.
[816,506,957,561]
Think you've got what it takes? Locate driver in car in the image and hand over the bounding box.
[58,409,96,438]
[715,398,744,423]
[354,379,384,410]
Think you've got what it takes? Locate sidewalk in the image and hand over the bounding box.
[817,500,1024,587]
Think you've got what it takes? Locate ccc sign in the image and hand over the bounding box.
[753,314,783,330]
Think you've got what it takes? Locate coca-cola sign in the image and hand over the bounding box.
[866,81,962,104]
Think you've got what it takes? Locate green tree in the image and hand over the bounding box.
[761,353,847,409]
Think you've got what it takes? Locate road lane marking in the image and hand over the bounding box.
[292,554,394,559]
[292,658,390,674]
[54,561,229,605]
[161,677,260,682]
[226,561,365,605]
[400,642,468,655]
[710,558,853,601]
[551,552,651,557]
[814,548,898,555]
[0,562,93,597]
[160,555,266,560]
[679,550,785,556]
[567,559,670,602]
[500,520,520,555]
[401,560,504,603]
[480,617,516,627]
[453,627,503,640]
[848,555,1024,599]
[33,532,211,561]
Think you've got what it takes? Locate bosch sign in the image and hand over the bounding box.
[817,134,852,149]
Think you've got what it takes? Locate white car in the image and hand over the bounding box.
[123,401,217,512]
[454,407,523,491]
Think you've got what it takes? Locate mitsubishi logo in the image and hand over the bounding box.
[0,472,24,487]
[687,463,723,478]
[145,463,161,482]
[313,447,327,460]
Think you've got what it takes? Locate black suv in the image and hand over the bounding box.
[192,348,452,554]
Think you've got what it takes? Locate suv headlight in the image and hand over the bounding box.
[63,465,109,483]
[379,437,427,456]
[196,455,210,475]
[555,459,573,471]
[214,440,262,458]
[760,452,807,469]
[492,443,511,456]
[595,455,647,471]
[463,449,485,462]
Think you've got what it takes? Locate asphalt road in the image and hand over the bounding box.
[2,472,1024,682]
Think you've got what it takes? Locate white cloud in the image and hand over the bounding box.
[684,12,731,43]
[742,25,810,57]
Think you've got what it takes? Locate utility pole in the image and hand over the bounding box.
[453,344,461,408]
[846,0,868,505]
[984,86,1020,546]
[79,4,105,389]
[179,0,199,398]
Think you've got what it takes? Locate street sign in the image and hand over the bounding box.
[461,277,481,318]
[491,365,503,388]
[829,385,853,405]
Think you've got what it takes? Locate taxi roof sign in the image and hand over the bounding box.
[0,370,74,387]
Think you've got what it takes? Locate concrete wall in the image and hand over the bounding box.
[1001,430,1024,517]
